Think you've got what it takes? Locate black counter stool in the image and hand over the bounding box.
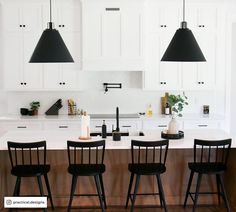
[67,140,106,212]
[7,141,54,211]
[125,139,169,212]
[184,138,232,212]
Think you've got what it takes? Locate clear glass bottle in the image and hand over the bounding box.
[146,104,153,117]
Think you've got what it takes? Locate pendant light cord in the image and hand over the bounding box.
[183,0,185,22]
[50,0,52,22]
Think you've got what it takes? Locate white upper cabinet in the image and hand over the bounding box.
[42,0,81,69]
[82,0,144,71]
[143,0,219,91]
[2,1,43,90]
[144,2,181,90]
[2,2,42,33]
[182,4,218,90]
[43,64,80,90]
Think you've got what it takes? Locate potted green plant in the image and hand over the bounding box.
[167,93,188,134]
[30,101,40,116]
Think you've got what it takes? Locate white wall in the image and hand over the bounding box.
[0,89,224,116]
[230,23,236,136]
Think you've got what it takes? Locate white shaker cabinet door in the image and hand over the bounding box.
[82,0,144,71]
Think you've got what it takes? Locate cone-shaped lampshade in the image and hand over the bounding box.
[29,26,74,63]
[161,27,206,62]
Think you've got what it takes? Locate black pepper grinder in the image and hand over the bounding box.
[102,120,107,138]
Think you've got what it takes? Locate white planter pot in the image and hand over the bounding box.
[168,117,179,134]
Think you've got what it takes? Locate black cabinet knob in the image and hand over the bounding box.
[24,83,27,85]
[62,25,65,27]
[59,82,62,85]
[19,25,22,27]
[63,82,65,85]
[59,25,61,27]
[164,82,166,84]
[20,82,23,85]
[23,25,26,27]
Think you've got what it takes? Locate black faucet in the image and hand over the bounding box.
[116,107,120,132]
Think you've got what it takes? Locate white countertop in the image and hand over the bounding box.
[0,114,225,122]
[0,129,232,150]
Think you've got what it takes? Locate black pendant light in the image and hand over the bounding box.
[29,0,74,63]
[161,0,206,62]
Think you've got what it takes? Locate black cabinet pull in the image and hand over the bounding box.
[17,126,27,129]
[122,125,132,128]
[95,126,102,128]
[59,126,68,128]
[105,8,120,11]
[158,125,167,127]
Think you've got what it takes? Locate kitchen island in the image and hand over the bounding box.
[0,129,235,209]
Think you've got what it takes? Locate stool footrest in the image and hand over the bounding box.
[189,191,223,202]
[73,193,104,197]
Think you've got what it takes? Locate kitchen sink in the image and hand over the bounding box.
[90,131,144,137]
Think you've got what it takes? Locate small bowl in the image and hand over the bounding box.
[20,108,29,116]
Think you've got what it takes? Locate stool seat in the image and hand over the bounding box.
[11,164,50,177]
[128,163,166,175]
[7,141,54,211]
[68,164,105,176]
[188,162,227,174]
[67,140,106,212]
[184,138,232,212]
[125,140,169,212]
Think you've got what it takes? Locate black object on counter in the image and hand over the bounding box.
[20,108,29,115]
[113,131,121,141]
[116,107,120,132]
[102,120,107,138]
[161,131,184,139]
[45,99,63,115]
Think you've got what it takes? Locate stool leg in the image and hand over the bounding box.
[131,174,140,212]
[13,177,21,196]
[94,175,105,212]
[193,173,202,212]
[218,174,231,212]
[44,174,54,209]
[99,174,107,209]
[216,174,221,205]
[37,176,46,212]
[125,172,134,208]
[157,175,163,207]
[184,170,194,207]
[156,174,167,212]
[68,175,78,212]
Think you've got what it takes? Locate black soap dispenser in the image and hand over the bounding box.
[102,120,107,138]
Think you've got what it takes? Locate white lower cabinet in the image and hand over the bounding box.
[90,120,116,132]
[43,121,80,130]
[183,120,221,130]
[1,121,42,131]
[143,120,170,130]
[90,119,141,132]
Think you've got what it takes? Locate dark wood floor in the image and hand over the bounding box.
[0,206,232,211]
